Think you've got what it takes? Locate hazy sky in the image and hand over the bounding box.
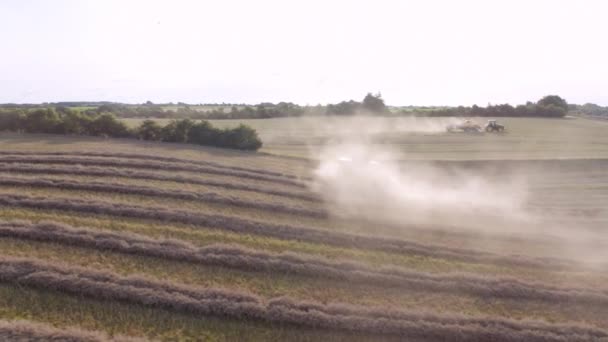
[1,0,607,105]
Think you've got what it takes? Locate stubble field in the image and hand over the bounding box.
[0,116,607,341]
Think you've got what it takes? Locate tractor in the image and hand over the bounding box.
[484,120,505,132]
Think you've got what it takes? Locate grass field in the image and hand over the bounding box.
[0,116,607,341]
[124,116,608,160]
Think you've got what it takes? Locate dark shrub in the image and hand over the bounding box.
[137,119,163,141]
[22,108,61,133]
[87,113,132,137]
[538,95,568,112]
[55,110,92,135]
[362,92,387,113]
[187,120,220,145]
[161,119,194,142]
[0,110,25,131]
[219,124,263,150]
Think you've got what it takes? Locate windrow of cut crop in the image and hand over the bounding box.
[0,319,143,342]
[0,193,586,271]
[0,177,326,218]
[0,150,312,181]
[1,220,607,307]
[0,155,307,188]
[0,163,320,202]
[0,256,605,341]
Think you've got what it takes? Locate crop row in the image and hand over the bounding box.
[1,220,606,307]
[0,176,325,218]
[0,150,309,181]
[0,319,139,342]
[0,193,583,271]
[0,155,307,188]
[0,163,318,202]
[0,256,604,341]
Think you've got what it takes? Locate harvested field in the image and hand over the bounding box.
[0,176,324,217]
[0,163,319,202]
[0,319,141,342]
[0,151,308,180]
[0,193,589,271]
[0,117,607,341]
[1,256,607,342]
[0,154,308,187]
[1,220,607,307]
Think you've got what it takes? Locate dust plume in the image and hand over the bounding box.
[312,142,530,231]
[308,117,608,266]
[259,116,463,147]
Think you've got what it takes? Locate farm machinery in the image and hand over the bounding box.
[446,120,482,133]
[446,120,505,133]
[484,120,505,132]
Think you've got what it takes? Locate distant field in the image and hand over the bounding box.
[160,105,244,112]
[124,116,608,160]
[68,106,97,112]
[0,116,607,340]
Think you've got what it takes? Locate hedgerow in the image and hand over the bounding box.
[0,109,262,150]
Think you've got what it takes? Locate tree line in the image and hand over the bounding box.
[106,94,566,118]
[93,93,389,118]
[413,95,569,118]
[570,103,608,118]
[0,93,389,119]
[0,108,262,151]
[0,94,572,119]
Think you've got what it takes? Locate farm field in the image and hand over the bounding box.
[0,116,608,341]
[124,116,608,160]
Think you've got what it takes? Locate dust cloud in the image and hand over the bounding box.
[312,142,530,230]
[308,115,529,230]
[307,115,462,136]
[308,117,608,266]
[259,116,464,147]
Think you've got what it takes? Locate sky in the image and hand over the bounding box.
[1,0,607,106]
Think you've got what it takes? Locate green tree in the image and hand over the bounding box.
[0,110,25,131]
[161,119,194,142]
[537,95,568,112]
[326,100,361,115]
[88,113,131,137]
[56,110,91,134]
[187,120,219,145]
[137,120,163,141]
[23,108,61,133]
[219,124,263,150]
[535,104,567,118]
[362,92,387,113]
